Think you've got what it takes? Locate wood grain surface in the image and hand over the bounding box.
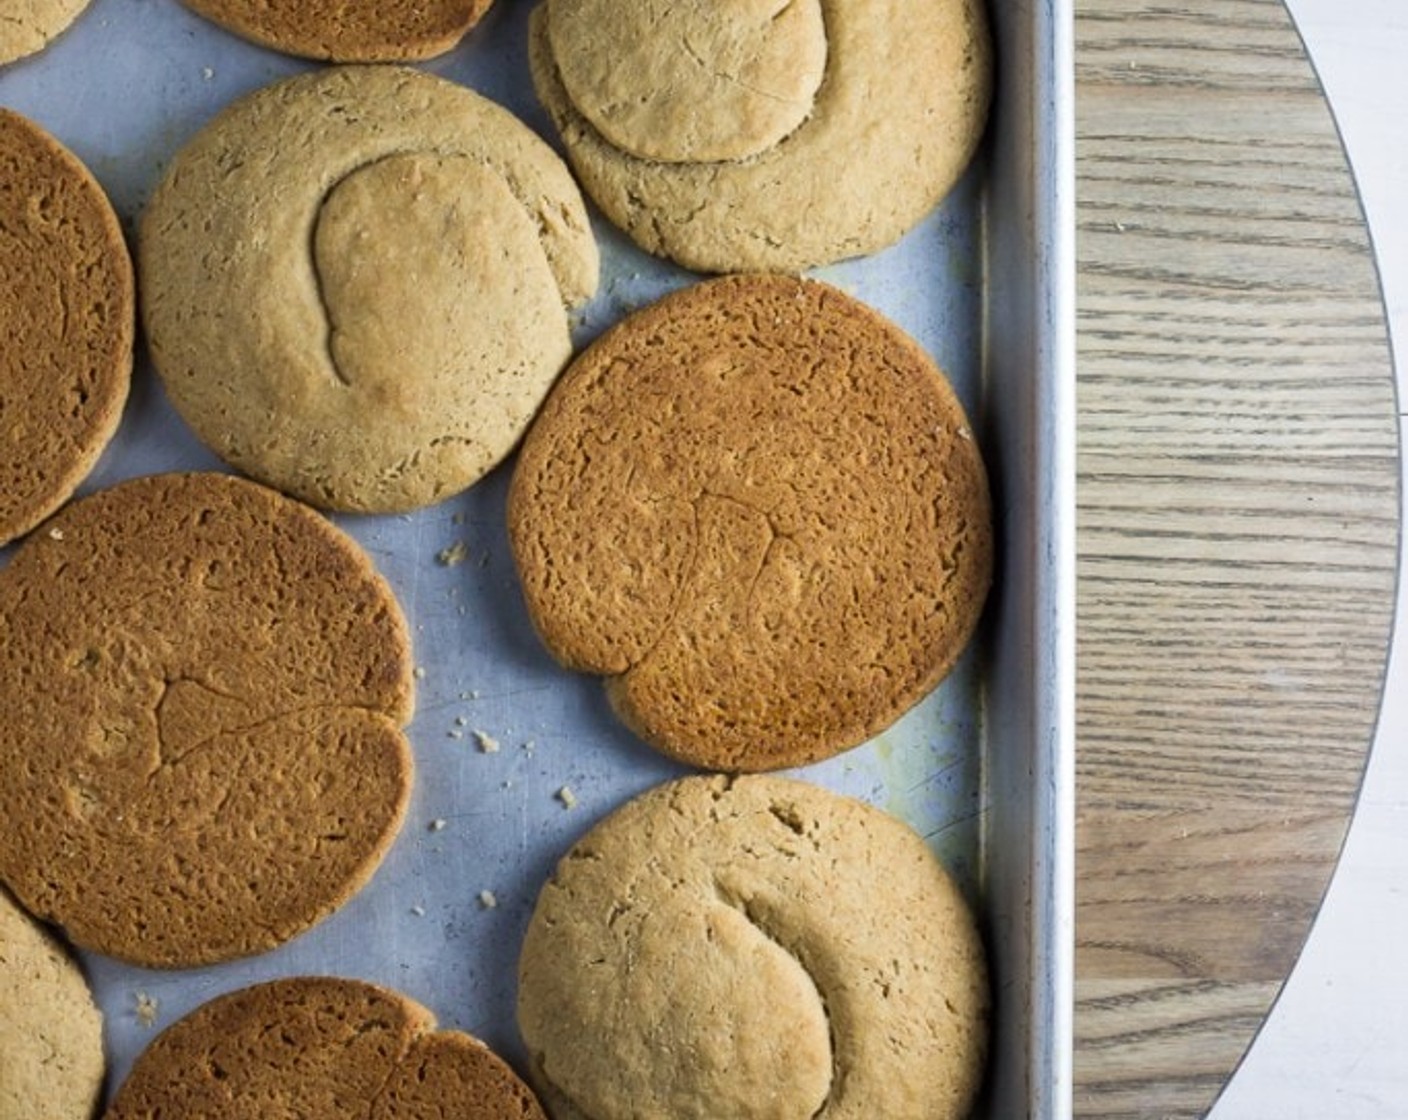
[1074,0,1400,1116]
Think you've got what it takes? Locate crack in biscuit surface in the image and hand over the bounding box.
[106,977,547,1120]
[509,275,992,772]
[0,473,414,967]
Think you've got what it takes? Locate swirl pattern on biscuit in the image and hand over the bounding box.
[518,776,989,1120]
[141,66,598,513]
[529,0,992,273]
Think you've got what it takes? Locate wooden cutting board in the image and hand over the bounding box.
[1074,0,1400,1116]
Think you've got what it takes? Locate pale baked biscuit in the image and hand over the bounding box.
[508,274,992,772]
[530,0,992,272]
[518,775,989,1120]
[0,888,104,1120]
[0,0,92,65]
[141,65,598,514]
[106,977,547,1120]
[0,472,415,967]
[178,0,493,62]
[0,108,132,547]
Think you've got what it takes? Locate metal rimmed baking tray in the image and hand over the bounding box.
[0,1,1074,1115]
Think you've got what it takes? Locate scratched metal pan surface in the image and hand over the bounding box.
[0,0,1073,1115]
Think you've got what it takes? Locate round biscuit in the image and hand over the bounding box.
[508,274,992,772]
[529,0,992,272]
[140,65,598,514]
[106,976,546,1120]
[518,775,989,1120]
[0,472,415,967]
[178,0,495,62]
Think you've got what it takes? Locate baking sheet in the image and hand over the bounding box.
[0,1,1074,1114]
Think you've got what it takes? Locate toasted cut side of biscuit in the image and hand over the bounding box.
[106,977,547,1120]
[0,472,415,967]
[509,274,992,772]
[0,108,132,546]
[177,0,494,61]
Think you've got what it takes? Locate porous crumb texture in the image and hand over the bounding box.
[0,472,415,967]
[0,0,92,64]
[529,0,992,272]
[508,274,993,772]
[140,65,598,513]
[105,977,548,1120]
[178,0,494,61]
[0,887,104,1120]
[0,108,132,546]
[517,775,990,1120]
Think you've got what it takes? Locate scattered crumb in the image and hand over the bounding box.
[447,729,464,741]
[436,540,469,567]
[410,905,426,917]
[478,890,498,909]
[201,65,214,81]
[429,819,447,832]
[413,666,426,680]
[556,786,578,810]
[501,779,513,790]
[48,528,64,541]
[522,740,536,757]
[135,992,158,1028]
[474,730,500,754]
[455,716,468,727]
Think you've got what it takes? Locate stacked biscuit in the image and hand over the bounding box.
[0,4,996,1118]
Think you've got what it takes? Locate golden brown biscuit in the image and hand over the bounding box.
[0,0,93,64]
[508,274,992,772]
[530,0,992,272]
[0,108,132,546]
[518,775,989,1120]
[0,888,104,1120]
[178,0,493,62]
[0,472,415,967]
[105,977,547,1120]
[140,65,598,514]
